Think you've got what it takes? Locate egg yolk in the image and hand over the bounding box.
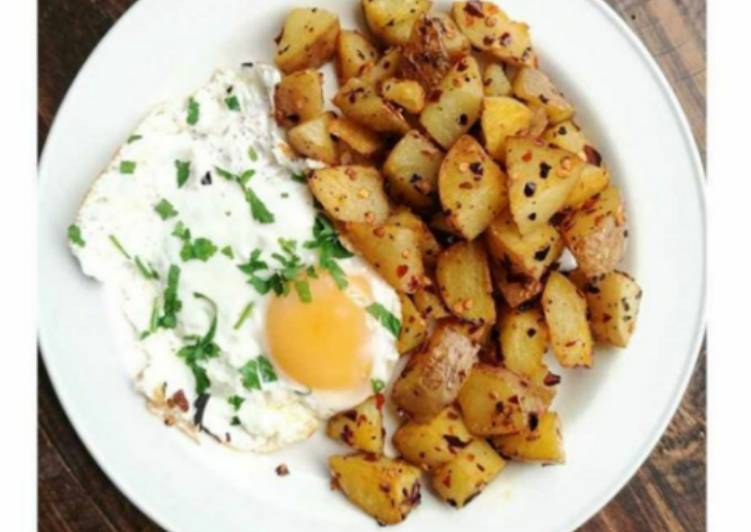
[265,274,373,390]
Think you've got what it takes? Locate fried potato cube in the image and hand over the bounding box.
[513,67,574,124]
[328,116,385,158]
[287,112,339,165]
[336,30,380,83]
[432,13,472,59]
[398,293,429,354]
[381,79,426,114]
[326,395,385,453]
[483,63,512,96]
[491,411,565,464]
[273,70,324,128]
[490,257,543,308]
[420,56,484,149]
[330,453,422,525]
[383,130,444,212]
[333,78,410,134]
[439,135,508,240]
[413,284,451,320]
[392,319,481,421]
[436,240,497,325]
[362,0,432,46]
[388,208,442,268]
[309,165,390,225]
[393,405,474,470]
[361,47,402,85]
[499,305,553,390]
[401,14,468,90]
[560,186,627,278]
[431,439,506,508]
[275,8,340,74]
[481,96,533,162]
[542,272,594,368]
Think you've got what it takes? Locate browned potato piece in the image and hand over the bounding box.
[330,453,422,525]
[392,319,481,421]
[481,96,533,162]
[336,30,380,83]
[490,258,544,308]
[513,67,574,124]
[483,63,512,96]
[420,56,484,149]
[362,0,432,46]
[328,116,384,158]
[361,47,402,85]
[413,284,451,319]
[499,305,552,388]
[439,135,508,240]
[388,208,441,268]
[275,8,340,74]
[309,166,390,225]
[506,137,586,234]
[345,221,426,293]
[571,270,643,347]
[333,78,410,134]
[436,240,496,324]
[431,439,505,508]
[398,294,429,354]
[527,106,550,139]
[381,79,426,114]
[274,70,324,128]
[560,186,627,278]
[287,113,339,165]
[393,405,474,470]
[485,210,563,280]
[401,14,469,90]
[457,364,548,436]
[451,1,536,67]
[564,165,610,210]
[337,142,373,166]
[326,395,385,453]
[432,13,471,59]
[383,130,444,212]
[542,272,594,368]
[491,411,565,464]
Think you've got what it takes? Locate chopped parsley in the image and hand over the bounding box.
[305,214,353,289]
[119,160,136,174]
[366,303,401,338]
[186,97,200,125]
[108,234,131,259]
[177,293,221,395]
[291,171,306,183]
[225,95,241,111]
[127,134,143,144]
[257,355,278,383]
[134,256,159,280]
[140,298,160,339]
[231,416,242,426]
[221,245,234,259]
[67,224,85,247]
[233,302,255,330]
[175,160,191,188]
[247,146,258,162]
[240,359,261,391]
[371,378,386,394]
[237,241,312,302]
[172,222,217,262]
[294,279,312,303]
[157,264,182,329]
[154,199,178,220]
[238,169,255,187]
[245,187,275,224]
[228,395,245,410]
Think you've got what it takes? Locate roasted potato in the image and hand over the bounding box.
[485,210,563,281]
[287,112,339,165]
[309,166,390,225]
[388,208,442,268]
[345,221,426,293]
[383,130,444,212]
[564,164,611,210]
[330,453,422,525]
[393,405,474,470]
[401,14,466,91]
[381,79,426,114]
[420,56,484,149]
[498,305,552,387]
[333,78,410,134]
[432,12,472,59]
[439,135,508,239]
[436,240,496,324]
[560,186,627,278]
[274,70,324,128]
[362,0,432,46]
[398,293,429,354]
[483,63,512,97]
[458,364,548,436]
[527,106,550,139]
[361,47,402,85]
[328,116,384,158]
[413,284,451,319]
[513,67,574,124]
[571,270,643,347]
[481,96,533,162]
[275,8,340,74]
[326,395,385,453]
[490,257,544,309]
[506,137,586,235]
[451,1,536,67]
[336,30,380,83]
[392,318,481,421]
[491,411,565,464]
[542,271,594,368]
[431,439,506,508]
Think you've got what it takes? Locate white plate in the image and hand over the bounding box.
[38,0,706,530]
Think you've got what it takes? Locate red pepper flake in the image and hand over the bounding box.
[584,145,603,166]
[465,1,485,17]
[428,89,443,102]
[508,395,520,405]
[499,32,512,47]
[375,393,385,410]
[522,151,533,162]
[443,435,470,449]
[482,35,495,46]
[544,373,561,386]
[603,313,613,323]
[396,264,409,278]
[275,464,290,477]
[442,475,452,488]
[539,93,550,104]
[168,389,189,412]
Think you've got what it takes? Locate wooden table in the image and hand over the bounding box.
[38,1,706,530]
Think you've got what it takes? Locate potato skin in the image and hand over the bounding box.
[274,70,324,128]
[542,271,594,368]
[275,8,340,74]
[436,240,496,324]
[401,14,462,91]
[326,395,385,453]
[330,453,422,525]
[287,112,339,165]
[513,67,574,124]
[439,135,508,240]
[309,166,390,225]
[491,411,565,464]
[392,319,481,421]
[490,257,544,309]
[383,130,444,212]
[362,0,432,46]
[333,78,410,134]
[336,30,380,83]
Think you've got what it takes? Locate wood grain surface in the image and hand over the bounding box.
[37,1,706,530]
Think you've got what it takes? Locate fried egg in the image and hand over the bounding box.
[69,64,401,452]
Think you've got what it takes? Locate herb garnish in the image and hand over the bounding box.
[228,395,245,410]
[67,224,85,247]
[134,256,159,280]
[187,97,200,125]
[247,146,258,162]
[172,221,217,262]
[237,240,312,302]
[175,160,191,188]
[225,95,241,111]
[305,214,353,289]
[233,302,255,330]
[371,378,386,394]
[127,134,143,144]
[154,199,178,220]
[291,171,306,183]
[177,293,221,395]
[240,359,261,391]
[108,234,131,259]
[221,245,234,259]
[257,355,278,382]
[157,264,182,329]
[140,298,160,340]
[214,166,274,225]
[120,161,136,174]
[366,303,401,338]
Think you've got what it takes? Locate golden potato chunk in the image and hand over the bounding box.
[439,135,508,240]
[393,405,474,470]
[326,395,385,453]
[309,166,390,225]
[436,240,496,325]
[432,13,472,59]
[361,47,402,85]
[274,70,324,128]
[287,112,338,165]
[388,208,442,268]
[431,439,506,508]
[491,411,565,464]
[413,284,451,320]
[513,67,574,124]
[560,186,627,278]
[381,79,426,114]
[398,293,429,354]
[383,130,444,212]
[401,14,468,90]
[481,96,533,162]
[420,56,484,149]
[542,271,594,368]
[330,453,422,525]
[275,8,340,74]
[499,305,554,389]
[333,78,410,134]
[336,30,380,83]
[328,116,384,158]
[483,63,512,96]
[392,319,481,421]
[362,0,432,46]
[490,257,543,309]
